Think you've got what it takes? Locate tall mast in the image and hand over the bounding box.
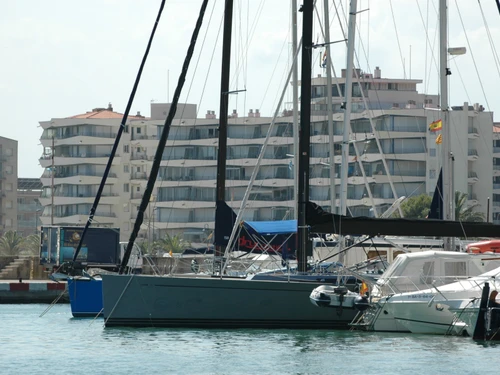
[214,0,234,259]
[297,0,313,273]
[340,0,358,216]
[439,0,454,250]
[119,0,209,272]
[292,0,299,219]
[323,0,335,214]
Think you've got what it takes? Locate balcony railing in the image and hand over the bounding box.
[41,132,117,140]
[41,171,117,179]
[48,212,117,218]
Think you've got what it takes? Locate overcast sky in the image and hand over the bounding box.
[2,0,499,178]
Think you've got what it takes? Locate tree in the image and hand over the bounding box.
[398,194,432,219]
[455,191,485,222]
[153,234,191,254]
[135,240,150,255]
[0,231,25,256]
[21,234,41,256]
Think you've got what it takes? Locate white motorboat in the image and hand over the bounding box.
[349,251,500,333]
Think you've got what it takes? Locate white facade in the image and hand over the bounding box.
[0,136,18,235]
[38,70,496,242]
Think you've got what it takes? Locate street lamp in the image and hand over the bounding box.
[34,208,42,235]
[152,207,157,241]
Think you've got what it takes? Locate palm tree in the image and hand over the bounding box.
[455,191,485,222]
[153,234,191,254]
[0,231,25,257]
[21,234,41,256]
[135,240,150,255]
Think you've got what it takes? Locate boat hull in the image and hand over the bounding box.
[101,274,358,329]
[384,299,467,335]
[68,277,103,318]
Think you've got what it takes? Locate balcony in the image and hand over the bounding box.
[468,171,479,184]
[131,172,148,180]
[40,171,118,186]
[468,149,479,161]
[468,127,479,138]
[41,131,117,140]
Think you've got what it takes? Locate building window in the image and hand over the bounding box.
[429,148,436,157]
[125,125,129,133]
[123,183,129,193]
[124,164,129,173]
[136,186,140,192]
[136,127,142,134]
[429,169,436,179]
[123,145,129,153]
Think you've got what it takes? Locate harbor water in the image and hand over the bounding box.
[2,304,498,375]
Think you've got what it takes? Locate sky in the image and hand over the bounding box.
[2,0,500,178]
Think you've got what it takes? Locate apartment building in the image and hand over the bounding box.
[17,178,43,237]
[0,136,18,235]
[492,124,500,223]
[38,68,496,242]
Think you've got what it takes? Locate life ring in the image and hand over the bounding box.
[466,240,500,254]
[191,259,200,273]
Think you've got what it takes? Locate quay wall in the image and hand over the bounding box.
[0,280,68,304]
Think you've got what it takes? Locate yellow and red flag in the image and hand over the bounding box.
[429,119,443,132]
[360,281,369,296]
[435,134,443,145]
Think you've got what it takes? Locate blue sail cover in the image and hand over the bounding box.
[238,220,296,258]
[243,220,297,235]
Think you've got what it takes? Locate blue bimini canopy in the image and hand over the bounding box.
[243,220,297,236]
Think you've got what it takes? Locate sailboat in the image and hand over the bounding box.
[100,0,362,329]
[56,1,166,318]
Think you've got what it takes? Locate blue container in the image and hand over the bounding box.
[67,277,103,317]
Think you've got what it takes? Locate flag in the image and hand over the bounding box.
[429,119,442,132]
[360,281,369,296]
[321,50,327,68]
[435,134,443,145]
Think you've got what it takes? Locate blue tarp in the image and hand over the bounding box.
[243,220,297,235]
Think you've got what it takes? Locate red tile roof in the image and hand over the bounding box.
[67,104,147,119]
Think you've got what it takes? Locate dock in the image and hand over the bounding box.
[0,280,68,304]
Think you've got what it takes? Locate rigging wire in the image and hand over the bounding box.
[477,0,500,78]
[453,0,492,112]
[153,1,220,241]
[334,0,405,214]
[71,0,166,265]
[388,0,407,78]
[415,0,440,96]
[452,0,496,164]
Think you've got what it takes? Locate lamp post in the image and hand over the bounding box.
[34,208,42,235]
[152,207,157,241]
[148,195,156,252]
